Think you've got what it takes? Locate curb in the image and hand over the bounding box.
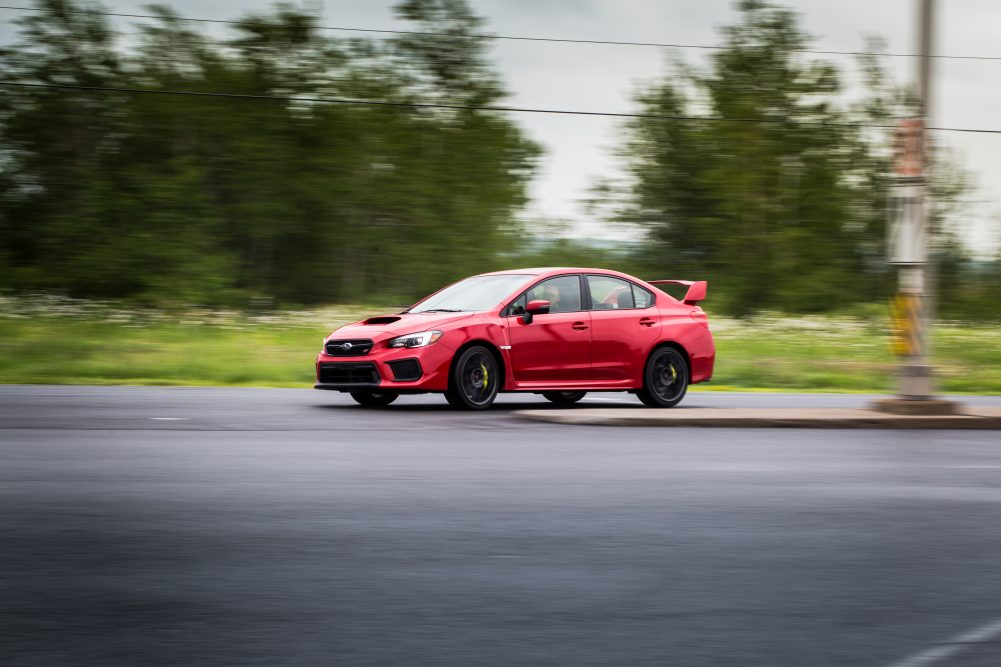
[514,407,1001,429]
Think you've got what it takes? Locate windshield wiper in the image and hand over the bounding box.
[416,308,464,313]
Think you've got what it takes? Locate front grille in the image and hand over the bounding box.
[318,362,380,385]
[387,358,423,382]
[324,339,374,357]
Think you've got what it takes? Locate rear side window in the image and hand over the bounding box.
[586,275,655,310]
[632,284,655,309]
[587,275,634,310]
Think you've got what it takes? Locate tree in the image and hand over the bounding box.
[0,0,538,305]
[616,1,904,315]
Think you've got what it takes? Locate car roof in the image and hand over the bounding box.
[479,267,635,279]
[477,268,677,302]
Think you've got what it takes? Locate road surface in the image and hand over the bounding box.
[3,385,1001,666]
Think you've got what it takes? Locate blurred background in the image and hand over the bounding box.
[1,0,999,391]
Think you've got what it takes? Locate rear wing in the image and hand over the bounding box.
[647,280,707,306]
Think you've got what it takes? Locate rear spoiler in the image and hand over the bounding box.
[648,280,707,306]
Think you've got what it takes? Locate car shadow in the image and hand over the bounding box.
[311,399,647,413]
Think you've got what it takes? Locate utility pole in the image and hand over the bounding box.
[901,0,934,399]
[876,0,956,415]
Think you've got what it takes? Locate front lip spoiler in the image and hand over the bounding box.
[314,383,430,395]
[314,382,381,391]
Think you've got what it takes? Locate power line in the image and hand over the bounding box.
[2,80,1000,135]
[2,4,1001,62]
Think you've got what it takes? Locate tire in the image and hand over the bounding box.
[350,391,399,407]
[444,345,500,410]
[636,347,689,408]
[542,391,587,406]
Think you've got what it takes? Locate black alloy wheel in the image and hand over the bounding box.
[542,391,587,407]
[445,345,500,410]
[637,347,689,408]
[350,391,399,407]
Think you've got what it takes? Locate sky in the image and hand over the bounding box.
[2,0,999,255]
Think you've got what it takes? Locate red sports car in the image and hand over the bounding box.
[315,268,714,410]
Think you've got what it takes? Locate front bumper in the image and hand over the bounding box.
[314,340,454,392]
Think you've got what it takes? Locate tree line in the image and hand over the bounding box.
[613,0,1000,317]
[1,0,998,316]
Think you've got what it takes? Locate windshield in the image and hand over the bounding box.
[408,274,531,314]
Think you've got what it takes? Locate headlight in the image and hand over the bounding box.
[387,330,443,348]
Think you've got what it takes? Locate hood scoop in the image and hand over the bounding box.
[363,316,402,325]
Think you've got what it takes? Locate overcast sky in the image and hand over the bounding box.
[3,0,999,254]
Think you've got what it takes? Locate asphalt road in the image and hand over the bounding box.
[4,385,1001,666]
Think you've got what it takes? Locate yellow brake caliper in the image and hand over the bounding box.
[481,363,489,388]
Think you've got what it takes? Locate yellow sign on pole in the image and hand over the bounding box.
[889,294,923,357]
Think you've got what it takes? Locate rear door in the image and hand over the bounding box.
[585,275,660,382]
[506,274,591,382]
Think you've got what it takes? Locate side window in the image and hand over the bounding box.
[632,284,655,309]
[587,276,634,310]
[507,294,526,316]
[526,275,582,314]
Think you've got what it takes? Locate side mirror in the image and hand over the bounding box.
[521,299,550,325]
[527,299,551,314]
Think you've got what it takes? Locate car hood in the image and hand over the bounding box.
[328,312,478,340]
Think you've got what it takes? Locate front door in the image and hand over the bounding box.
[507,275,591,382]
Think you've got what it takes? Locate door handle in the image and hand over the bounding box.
[639,318,656,326]
[571,322,589,331]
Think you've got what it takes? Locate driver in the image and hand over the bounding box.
[543,284,562,312]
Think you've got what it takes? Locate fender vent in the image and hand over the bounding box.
[387,359,422,382]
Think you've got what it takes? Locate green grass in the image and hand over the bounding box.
[707,314,1001,393]
[1,301,999,393]
[0,317,321,387]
